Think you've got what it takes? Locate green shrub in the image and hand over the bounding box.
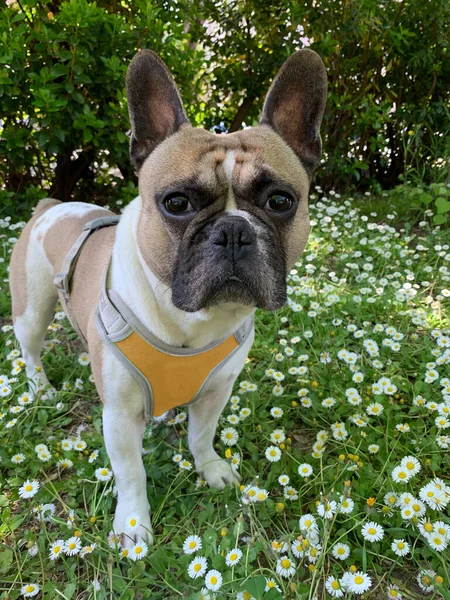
[1,0,449,216]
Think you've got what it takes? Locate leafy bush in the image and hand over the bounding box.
[1,0,449,216]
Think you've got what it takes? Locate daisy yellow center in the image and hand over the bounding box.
[305,520,311,526]
[226,433,232,439]
[122,549,128,557]
[69,542,75,550]
[53,546,61,553]
[397,542,405,549]
[424,576,431,585]
[230,553,237,561]
[302,468,309,473]
[244,593,251,600]
[412,504,420,511]
[25,485,33,492]
[368,527,376,535]
[135,546,142,554]
[189,541,196,548]
[248,490,256,497]
[281,559,291,569]
[354,576,364,585]
[210,576,217,585]
[257,493,265,500]
[337,547,345,554]
[275,434,280,439]
[390,591,398,597]
[425,523,433,532]
[194,563,202,572]
[270,450,277,456]
[343,500,348,507]
[267,582,275,588]
[433,537,442,545]
[26,586,35,593]
[398,472,407,479]
[406,462,414,470]
[438,527,446,535]
[101,469,108,476]
[332,581,340,590]
[427,491,434,497]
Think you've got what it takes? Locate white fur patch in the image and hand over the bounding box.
[223,151,237,212]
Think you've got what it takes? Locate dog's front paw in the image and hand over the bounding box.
[113,501,154,549]
[198,456,242,490]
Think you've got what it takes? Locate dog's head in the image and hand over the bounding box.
[126,50,327,312]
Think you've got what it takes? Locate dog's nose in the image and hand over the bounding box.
[211,216,255,251]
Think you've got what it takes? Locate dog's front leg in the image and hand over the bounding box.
[99,350,153,547]
[102,402,152,546]
[188,381,242,490]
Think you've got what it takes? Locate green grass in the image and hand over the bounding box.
[0,190,449,600]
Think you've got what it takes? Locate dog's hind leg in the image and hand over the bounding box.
[10,205,59,395]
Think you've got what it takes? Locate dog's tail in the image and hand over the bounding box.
[33,198,62,218]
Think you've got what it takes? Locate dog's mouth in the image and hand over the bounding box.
[170,214,288,313]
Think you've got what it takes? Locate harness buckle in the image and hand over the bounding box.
[53,273,69,294]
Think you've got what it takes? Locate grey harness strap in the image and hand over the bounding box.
[95,261,254,422]
[53,215,120,345]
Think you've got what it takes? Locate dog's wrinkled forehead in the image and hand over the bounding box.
[139,125,310,203]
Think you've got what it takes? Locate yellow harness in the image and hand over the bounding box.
[54,216,253,420]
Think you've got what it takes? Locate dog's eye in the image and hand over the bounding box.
[266,193,294,213]
[164,194,192,214]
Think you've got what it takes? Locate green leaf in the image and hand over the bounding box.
[63,582,77,599]
[433,214,448,225]
[148,548,168,574]
[244,576,267,599]
[0,547,13,574]
[435,197,450,214]
[418,192,433,205]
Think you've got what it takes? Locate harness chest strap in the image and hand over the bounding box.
[53,215,120,345]
[96,270,254,421]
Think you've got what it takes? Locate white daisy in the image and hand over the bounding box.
[187,556,207,579]
[49,539,64,561]
[298,463,313,478]
[18,480,39,499]
[332,542,350,560]
[265,445,282,462]
[276,556,296,578]
[130,539,148,561]
[63,536,82,556]
[325,575,344,598]
[204,569,223,591]
[342,571,372,594]
[124,514,141,534]
[183,534,202,555]
[20,584,40,597]
[220,427,239,446]
[225,548,242,566]
[391,539,410,556]
[95,467,113,482]
[361,521,384,542]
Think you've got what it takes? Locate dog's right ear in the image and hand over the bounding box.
[126,50,189,171]
[260,49,327,174]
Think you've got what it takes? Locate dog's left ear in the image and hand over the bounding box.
[126,50,189,170]
[260,49,327,173]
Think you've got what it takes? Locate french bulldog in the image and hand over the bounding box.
[9,49,327,546]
